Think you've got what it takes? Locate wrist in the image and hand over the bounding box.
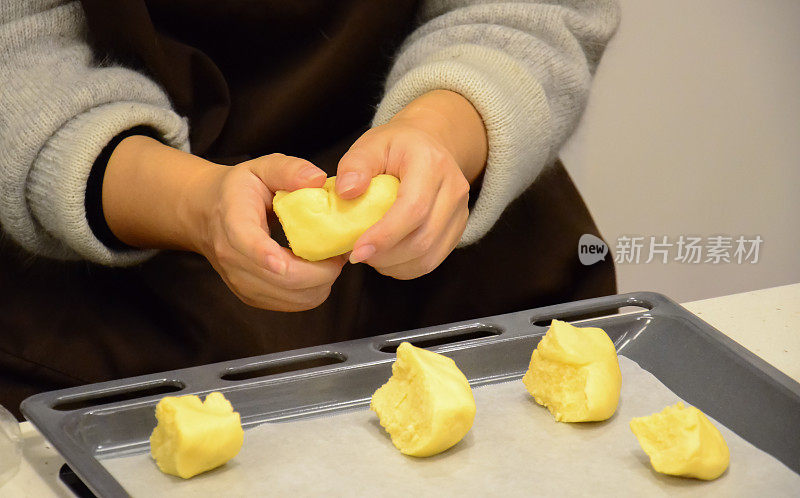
[104,135,227,253]
[391,90,488,183]
[176,158,228,256]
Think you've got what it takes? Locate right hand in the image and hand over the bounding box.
[191,154,346,311]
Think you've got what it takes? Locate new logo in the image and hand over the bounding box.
[578,234,608,265]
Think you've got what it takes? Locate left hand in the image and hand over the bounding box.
[336,90,487,280]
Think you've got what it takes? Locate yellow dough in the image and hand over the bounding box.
[522,319,621,422]
[273,174,399,261]
[150,392,244,479]
[630,402,730,480]
[370,342,476,457]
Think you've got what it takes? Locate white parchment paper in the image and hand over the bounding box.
[103,356,800,496]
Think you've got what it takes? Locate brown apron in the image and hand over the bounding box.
[0,0,615,417]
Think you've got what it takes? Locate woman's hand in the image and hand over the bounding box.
[104,137,345,311]
[193,154,347,311]
[336,90,488,280]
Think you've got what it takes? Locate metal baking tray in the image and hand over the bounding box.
[21,292,800,497]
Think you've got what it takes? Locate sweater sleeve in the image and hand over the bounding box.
[0,1,190,266]
[373,0,620,246]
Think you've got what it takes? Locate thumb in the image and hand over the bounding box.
[245,153,326,193]
[336,138,384,199]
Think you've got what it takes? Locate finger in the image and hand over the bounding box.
[376,205,468,280]
[246,153,327,193]
[365,179,466,268]
[233,285,332,312]
[350,157,441,263]
[255,253,345,291]
[224,217,291,275]
[225,268,336,311]
[220,178,290,274]
[377,207,466,280]
[223,156,325,273]
[335,136,385,199]
[226,231,346,290]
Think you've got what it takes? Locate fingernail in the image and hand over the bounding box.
[299,167,325,181]
[349,244,375,264]
[266,254,287,275]
[337,172,361,194]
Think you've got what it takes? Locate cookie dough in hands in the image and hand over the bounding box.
[274,175,399,261]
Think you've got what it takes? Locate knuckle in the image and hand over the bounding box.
[218,177,238,199]
[341,147,365,164]
[392,268,418,281]
[231,286,258,308]
[279,267,310,291]
[212,239,231,261]
[340,150,374,175]
[230,164,253,184]
[216,251,235,268]
[222,213,239,235]
[455,176,470,198]
[283,279,310,291]
[308,287,332,308]
[419,258,438,276]
[411,232,435,254]
[429,146,448,165]
[240,295,261,308]
[406,195,430,224]
[284,302,310,312]
[371,230,397,252]
[289,157,314,170]
[290,304,312,312]
[460,204,470,224]
[376,265,403,280]
[274,301,305,312]
[290,289,326,311]
[261,292,307,312]
[357,127,381,143]
[399,126,422,141]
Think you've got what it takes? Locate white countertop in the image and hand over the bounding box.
[4,283,799,497]
[681,284,800,382]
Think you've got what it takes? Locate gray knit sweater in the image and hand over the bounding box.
[0,0,619,266]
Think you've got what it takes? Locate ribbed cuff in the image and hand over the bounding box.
[26,101,190,266]
[374,44,553,246]
[85,125,164,252]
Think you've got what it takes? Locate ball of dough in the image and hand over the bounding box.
[370,342,476,457]
[150,392,244,479]
[630,402,730,480]
[273,174,399,261]
[522,319,621,422]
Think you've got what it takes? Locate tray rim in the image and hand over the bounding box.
[20,291,800,497]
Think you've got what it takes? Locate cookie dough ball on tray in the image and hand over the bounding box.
[371,342,476,457]
[150,392,244,479]
[630,402,730,480]
[523,319,621,422]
